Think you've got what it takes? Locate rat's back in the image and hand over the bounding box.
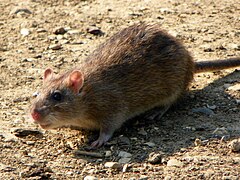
[82,23,194,117]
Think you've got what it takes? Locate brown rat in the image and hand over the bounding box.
[30,23,240,147]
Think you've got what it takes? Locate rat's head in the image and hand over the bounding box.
[30,68,85,129]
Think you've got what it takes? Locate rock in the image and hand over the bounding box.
[84,176,98,180]
[192,107,215,116]
[87,26,104,36]
[236,99,240,105]
[229,138,240,152]
[54,27,67,35]
[10,8,32,15]
[148,152,164,164]
[118,151,132,158]
[117,136,131,145]
[144,142,156,147]
[105,151,112,157]
[118,157,131,164]
[167,159,183,167]
[26,141,35,145]
[227,84,240,91]
[49,44,62,50]
[20,28,30,36]
[104,162,122,169]
[36,28,47,33]
[138,128,147,136]
[206,104,217,110]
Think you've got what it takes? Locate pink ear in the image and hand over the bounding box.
[68,70,84,93]
[44,68,53,81]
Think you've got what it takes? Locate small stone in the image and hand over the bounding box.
[236,99,240,105]
[227,84,240,91]
[26,141,35,145]
[84,176,98,180]
[206,104,217,110]
[36,28,47,33]
[144,142,156,147]
[167,159,183,167]
[118,157,131,164]
[87,26,104,36]
[10,8,32,15]
[229,138,240,152]
[105,151,112,157]
[192,107,214,116]
[117,136,131,145]
[49,44,62,50]
[118,151,132,158]
[20,28,30,36]
[138,128,147,136]
[148,152,164,164]
[104,162,122,169]
[54,27,67,35]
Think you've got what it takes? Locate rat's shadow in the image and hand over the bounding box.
[95,69,239,162]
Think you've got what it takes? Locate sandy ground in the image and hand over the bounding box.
[0,0,240,179]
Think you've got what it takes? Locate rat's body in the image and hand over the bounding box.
[30,23,240,147]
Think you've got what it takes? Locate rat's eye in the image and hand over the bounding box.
[52,91,62,101]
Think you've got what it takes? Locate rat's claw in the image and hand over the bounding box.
[90,130,113,148]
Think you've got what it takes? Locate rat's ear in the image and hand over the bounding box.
[68,70,84,94]
[44,68,53,81]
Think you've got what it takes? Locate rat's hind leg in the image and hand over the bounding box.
[146,105,170,120]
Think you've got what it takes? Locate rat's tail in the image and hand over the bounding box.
[195,57,240,73]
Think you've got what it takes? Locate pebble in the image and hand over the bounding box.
[105,151,112,157]
[84,176,98,180]
[26,141,35,145]
[87,26,104,36]
[167,159,183,167]
[104,162,122,169]
[10,8,32,15]
[138,128,147,136]
[118,151,132,158]
[117,136,131,145]
[236,99,240,105]
[144,142,156,147]
[229,138,240,152]
[54,27,67,35]
[192,107,214,116]
[49,44,62,50]
[148,152,164,164]
[118,157,131,164]
[20,28,30,36]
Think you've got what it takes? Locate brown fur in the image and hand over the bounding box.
[30,23,240,147]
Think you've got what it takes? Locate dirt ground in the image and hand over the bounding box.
[0,0,240,179]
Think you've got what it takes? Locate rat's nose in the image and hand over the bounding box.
[31,110,41,121]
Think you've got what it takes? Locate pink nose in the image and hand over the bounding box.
[31,111,41,121]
